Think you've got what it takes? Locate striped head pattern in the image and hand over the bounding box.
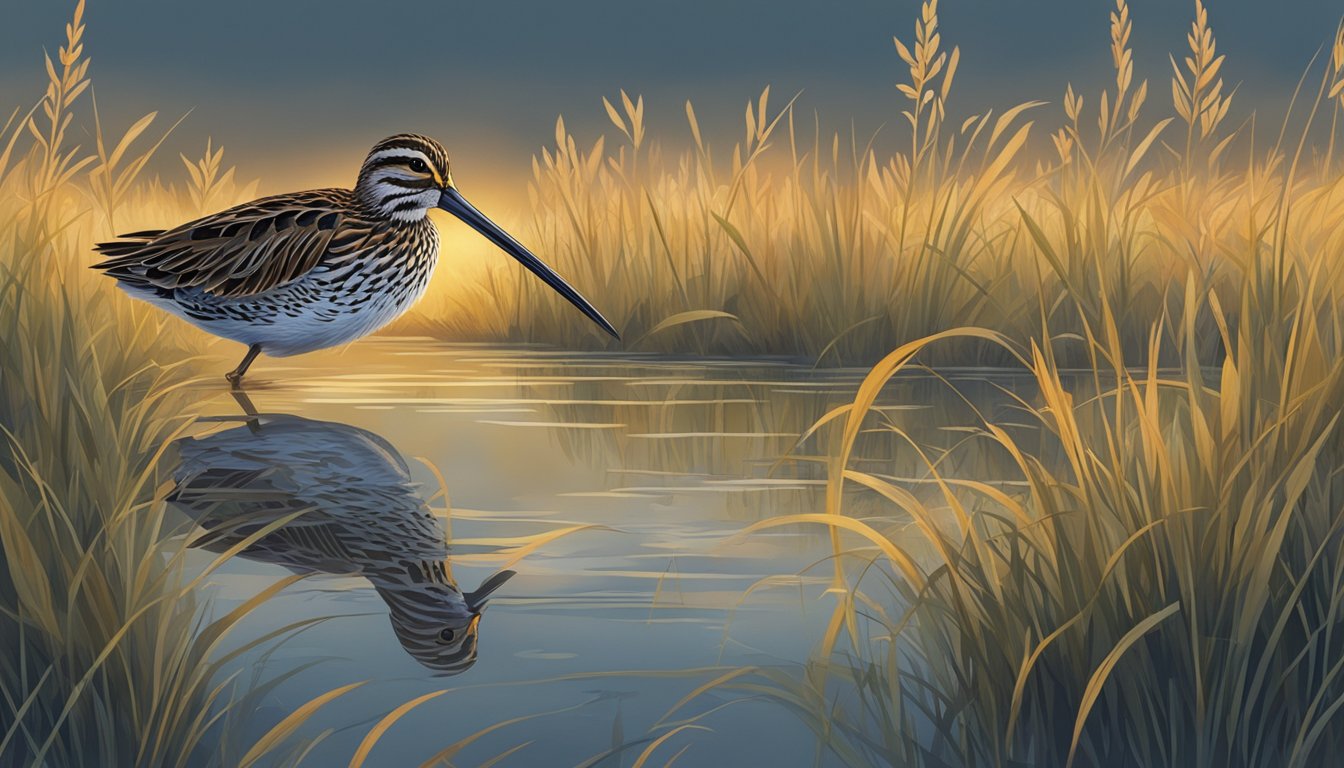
[350,133,620,339]
[376,566,514,675]
[355,133,453,222]
[378,579,483,676]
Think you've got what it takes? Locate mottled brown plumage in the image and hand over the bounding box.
[95,189,349,298]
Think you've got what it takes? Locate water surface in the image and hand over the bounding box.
[176,338,1039,766]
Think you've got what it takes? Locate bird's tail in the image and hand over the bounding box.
[91,229,165,260]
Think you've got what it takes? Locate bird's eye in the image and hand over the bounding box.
[438,628,455,643]
[408,158,429,173]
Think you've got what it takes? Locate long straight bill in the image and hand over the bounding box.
[438,187,619,339]
[464,569,516,613]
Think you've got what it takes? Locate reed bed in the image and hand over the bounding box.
[660,3,1344,765]
[0,4,344,764]
[408,0,1343,373]
[8,0,1344,764]
[725,264,1344,766]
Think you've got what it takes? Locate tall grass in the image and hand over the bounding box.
[407,0,1344,373]
[8,0,1344,763]
[0,4,330,764]
[663,3,1344,765]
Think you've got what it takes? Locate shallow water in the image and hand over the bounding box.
[174,338,1044,766]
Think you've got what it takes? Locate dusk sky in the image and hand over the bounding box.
[3,1,1341,200]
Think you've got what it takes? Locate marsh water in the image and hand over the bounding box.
[175,337,1044,767]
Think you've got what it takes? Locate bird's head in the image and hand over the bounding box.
[356,133,453,223]
[355,132,620,339]
[378,568,517,676]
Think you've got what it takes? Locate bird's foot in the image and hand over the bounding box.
[226,344,262,391]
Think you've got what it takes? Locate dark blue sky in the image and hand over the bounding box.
[2,1,1340,196]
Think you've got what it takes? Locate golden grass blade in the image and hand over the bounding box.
[0,496,60,637]
[709,213,770,286]
[684,101,703,150]
[736,514,924,589]
[238,681,366,768]
[418,700,593,768]
[191,573,309,659]
[661,743,693,767]
[653,667,758,728]
[348,690,449,768]
[841,470,959,566]
[811,315,883,369]
[630,310,741,349]
[602,97,630,141]
[0,666,53,759]
[479,740,534,767]
[631,725,711,768]
[484,524,609,571]
[1066,602,1180,768]
[773,404,854,471]
[1124,117,1174,177]
[1006,518,1170,748]
[835,328,1018,457]
[644,190,691,308]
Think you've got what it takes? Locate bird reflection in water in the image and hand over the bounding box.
[167,393,513,675]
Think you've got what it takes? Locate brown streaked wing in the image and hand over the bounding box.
[93,189,356,299]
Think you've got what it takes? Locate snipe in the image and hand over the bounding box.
[94,133,618,387]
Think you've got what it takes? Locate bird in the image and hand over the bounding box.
[167,404,514,675]
[93,133,618,388]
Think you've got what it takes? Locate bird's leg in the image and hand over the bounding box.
[230,388,260,417]
[225,344,262,390]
